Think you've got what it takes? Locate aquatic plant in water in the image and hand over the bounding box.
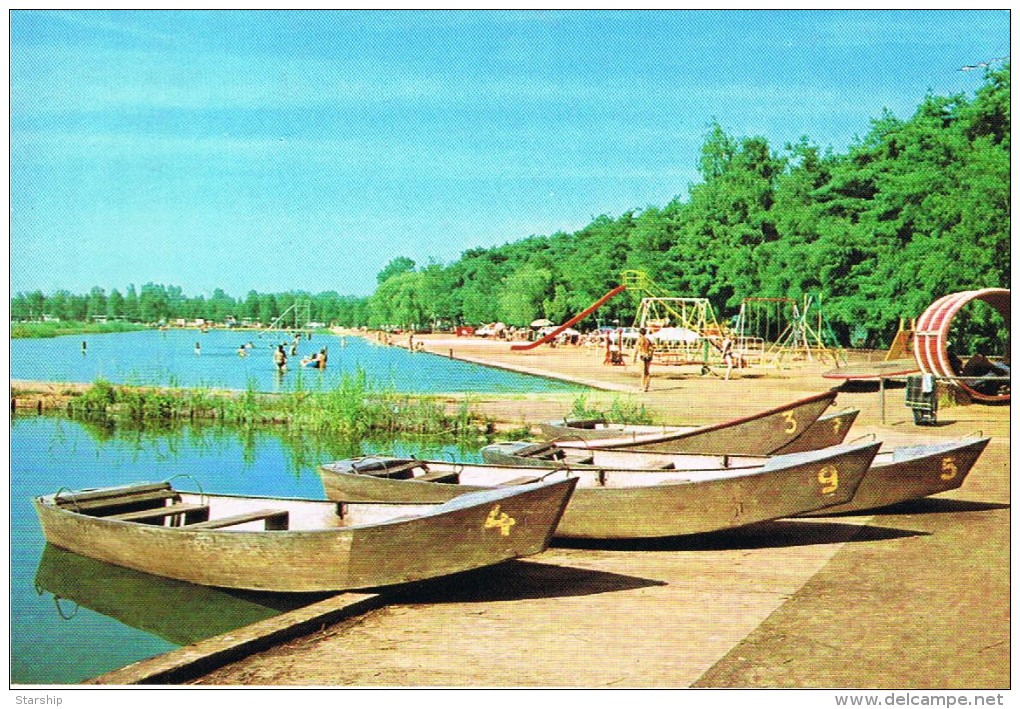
[64,367,490,442]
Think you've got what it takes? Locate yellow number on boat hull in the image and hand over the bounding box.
[782,411,798,434]
[817,466,839,495]
[485,505,516,536]
[940,457,958,481]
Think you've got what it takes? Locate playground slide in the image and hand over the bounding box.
[511,285,628,351]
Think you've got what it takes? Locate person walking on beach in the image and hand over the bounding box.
[634,328,654,392]
[274,345,287,373]
[721,335,735,381]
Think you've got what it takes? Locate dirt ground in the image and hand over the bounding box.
[184,334,1010,688]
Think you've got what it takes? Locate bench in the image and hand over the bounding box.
[513,442,558,458]
[108,503,210,526]
[351,460,426,480]
[497,476,543,486]
[416,470,460,484]
[55,482,172,505]
[62,489,183,515]
[183,509,290,531]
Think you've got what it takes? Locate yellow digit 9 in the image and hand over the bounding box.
[817,466,839,494]
[782,411,798,434]
[940,457,958,481]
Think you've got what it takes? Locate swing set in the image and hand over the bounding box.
[735,296,846,367]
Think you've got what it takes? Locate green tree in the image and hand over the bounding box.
[107,289,125,319]
[377,256,416,285]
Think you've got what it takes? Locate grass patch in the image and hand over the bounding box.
[11,321,148,339]
[569,393,653,424]
[65,368,490,441]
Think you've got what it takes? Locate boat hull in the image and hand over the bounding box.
[543,389,839,454]
[768,409,859,454]
[320,442,879,539]
[804,437,990,515]
[34,480,576,592]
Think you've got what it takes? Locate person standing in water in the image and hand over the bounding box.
[194,341,201,356]
[81,341,87,356]
[273,345,287,373]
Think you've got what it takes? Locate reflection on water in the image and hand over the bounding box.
[11,415,484,684]
[34,545,328,647]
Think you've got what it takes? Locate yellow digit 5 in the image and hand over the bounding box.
[817,466,839,494]
[783,411,798,434]
[940,457,958,481]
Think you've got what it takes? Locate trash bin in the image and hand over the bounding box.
[905,374,938,425]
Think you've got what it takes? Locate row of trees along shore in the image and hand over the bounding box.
[12,66,1009,348]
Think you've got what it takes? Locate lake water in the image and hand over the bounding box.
[11,329,582,393]
[10,416,485,684]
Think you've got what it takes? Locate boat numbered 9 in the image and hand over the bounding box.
[817,465,839,495]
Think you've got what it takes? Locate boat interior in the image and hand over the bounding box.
[341,456,785,490]
[49,482,439,531]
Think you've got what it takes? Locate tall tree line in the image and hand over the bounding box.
[366,65,1009,346]
[11,283,370,329]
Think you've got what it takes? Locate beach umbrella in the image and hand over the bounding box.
[530,319,554,328]
[650,327,701,343]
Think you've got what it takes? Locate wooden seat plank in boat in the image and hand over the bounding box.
[498,476,543,486]
[416,470,460,484]
[109,503,210,526]
[54,482,172,504]
[58,489,182,515]
[350,459,426,479]
[183,509,290,531]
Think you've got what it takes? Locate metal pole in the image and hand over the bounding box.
[880,375,886,425]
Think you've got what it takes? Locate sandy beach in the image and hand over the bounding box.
[170,333,1009,688]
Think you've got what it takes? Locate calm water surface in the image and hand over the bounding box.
[11,330,581,393]
[10,416,485,684]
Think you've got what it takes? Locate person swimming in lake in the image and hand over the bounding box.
[237,344,248,357]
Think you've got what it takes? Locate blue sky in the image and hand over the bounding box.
[9,10,1010,298]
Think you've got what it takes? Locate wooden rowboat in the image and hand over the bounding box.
[769,409,860,454]
[482,436,990,516]
[484,408,859,465]
[804,436,990,515]
[319,441,879,539]
[538,389,839,454]
[33,478,577,592]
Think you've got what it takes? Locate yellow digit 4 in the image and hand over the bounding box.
[817,466,839,494]
[484,505,516,536]
[940,457,958,481]
[782,411,798,434]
